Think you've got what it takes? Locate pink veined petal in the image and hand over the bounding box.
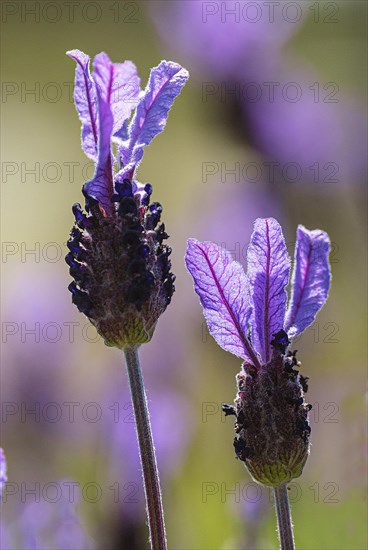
[285,225,331,338]
[247,218,290,364]
[67,49,98,161]
[117,60,189,179]
[185,239,260,367]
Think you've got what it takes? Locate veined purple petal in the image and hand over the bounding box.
[185,239,260,366]
[285,225,331,338]
[83,90,114,215]
[93,52,140,139]
[118,60,189,178]
[67,49,98,160]
[247,218,290,364]
[82,55,115,215]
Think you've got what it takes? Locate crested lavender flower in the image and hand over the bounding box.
[186,218,331,487]
[0,448,7,498]
[66,50,188,550]
[66,50,188,348]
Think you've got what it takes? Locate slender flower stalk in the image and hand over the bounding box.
[186,218,331,547]
[66,49,188,548]
[274,484,295,550]
[124,347,167,550]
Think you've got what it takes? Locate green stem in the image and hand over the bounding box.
[124,346,167,550]
[274,484,295,550]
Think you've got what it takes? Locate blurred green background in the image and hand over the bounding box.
[1,1,367,549]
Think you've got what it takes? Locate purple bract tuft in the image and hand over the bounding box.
[186,217,331,364]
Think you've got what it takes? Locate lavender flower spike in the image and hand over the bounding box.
[186,218,331,487]
[66,50,188,348]
[66,50,188,550]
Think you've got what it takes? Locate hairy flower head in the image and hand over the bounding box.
[65,50,188,348]
[185,218,331,486]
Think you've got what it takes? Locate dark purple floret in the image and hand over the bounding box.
[65,252,78,268]
[70,226,82,239]
[144,183,153,196]
[149,202,162,214]
[141,184,153,206]
[270,329,290,354]
[222,404,236,416]
[72,203,87,228]
[157,250,172,280]
[118,198,138,216]
[68,281,92,315]
[115,179,134,199]
[67,238,82,255]
[161,273,176,306]
[138,244,150,258]
[156,223,169,244]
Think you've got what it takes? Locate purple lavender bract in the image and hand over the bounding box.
[186,218,331,486]
[186,218,331,363]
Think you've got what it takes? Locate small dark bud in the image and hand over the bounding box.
[286,396,304,407]
[144,183,153,195]
[222,404,236,416]
[299,375,309,393]
[234,438,254,460]
[72,203,87,228]
[270,329,290,354]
